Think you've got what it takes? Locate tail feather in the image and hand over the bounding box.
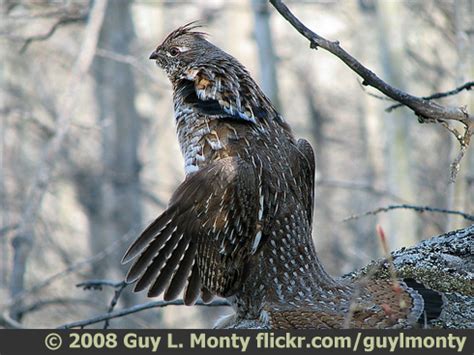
[201,287,215,304]
[404,278,444,324]
[148,235,190,297]
[132,229,183,292]
[184,262,201,306]
[163,242,198,301]
[122,211,174,264]
[125,221,178,283]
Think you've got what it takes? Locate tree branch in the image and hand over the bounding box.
[1,310,25,329]
[316,179,446,231]
[95,48,166,87]
[20,15,87,53]
[103,283,127,329]
[76,279,126,291]
[386,81,474,112]
[76,279,128,329]
[343,204,474,222]
[269,0,473,181]
[57,299,231,329]
[0,223,19,237]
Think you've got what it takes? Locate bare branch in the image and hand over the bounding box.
[76,279,126,291]
[140,188,167,208]
[1,310,26,329]
[0,223,19,237]
[57,299,231,329]
[344,226,403,328]
[76,279,128,329]
[356,79,396,103]
[269,0,474,180]
[318,179,447,232]
[19,15,87,53]
[450,144,468,182]
[343,204,474,222]
[95,48,166,86]
[386,81,474,112]
[104,283,127,329]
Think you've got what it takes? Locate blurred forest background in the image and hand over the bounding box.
[1,0,473,328]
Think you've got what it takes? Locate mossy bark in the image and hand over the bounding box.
[345,224,473,328]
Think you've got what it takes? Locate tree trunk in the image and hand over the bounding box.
[251,0,281,109]
[81,0,142,308]
[376,1,418,247]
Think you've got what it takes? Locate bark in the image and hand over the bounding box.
[346,224,474,329]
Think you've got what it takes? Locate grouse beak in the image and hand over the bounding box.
[149,50,159,60]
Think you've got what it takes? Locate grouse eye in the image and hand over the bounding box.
[169,47,180,57]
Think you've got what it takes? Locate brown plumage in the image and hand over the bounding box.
[122,23,441,328]
[122,22,294,305]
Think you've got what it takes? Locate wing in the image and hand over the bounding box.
[292,139,316,226]
[177,66,268,124]
[122,156,261,303]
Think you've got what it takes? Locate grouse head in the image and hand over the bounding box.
[149,22,220,79]
[149,22,287,130]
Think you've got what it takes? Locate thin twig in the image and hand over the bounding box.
[95,48,166,87]
[344,226,406,327]
[76,279,129,329]
[104,283,127,329]
[0,223,19,237]
[76,279,126,291]
[319,179,446,232]
[450,144,468,183]
[20,15,87,53]
[376,225,406,316]
[317,179,446,231]
[1,310,26,329]
[57,299,231,329]
[376,225,399,289]
[386,81,474,111]
[357,79,396,102]
[343,255,386,328]
[140,188,167,208]
[343,204,474,222]
[343,276,365,329]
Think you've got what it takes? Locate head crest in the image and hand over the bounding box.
[163,21,208,44]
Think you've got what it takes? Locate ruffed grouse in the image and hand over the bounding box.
[122,23,442,328]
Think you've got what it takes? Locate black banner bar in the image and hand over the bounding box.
[0,329,472,355]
